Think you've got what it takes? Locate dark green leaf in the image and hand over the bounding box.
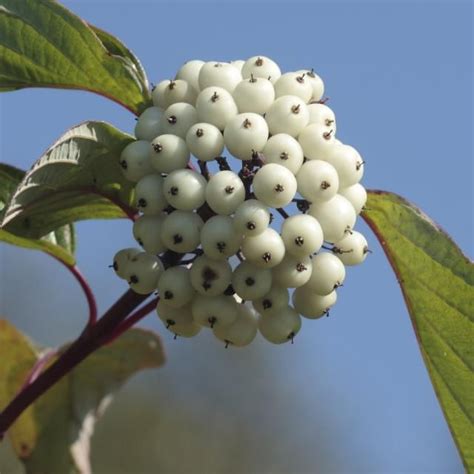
[1,121,136,240]
[0,163,75,265]
[0,0,151,114]
[0,319,165,474]
[363,190,474,471]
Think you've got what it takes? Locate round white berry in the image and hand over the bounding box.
[265,95,309,137]
[176,60,205,92]
[259,305,301,344]
[149,134,189,173]
[152,79,197,109]
[135,174,168,215]
[296,160,339,202]
[186,122,224,162]
[241,227,286,269]
[274,72,313,102]
[339,184,367,214]
[133,214,166,254]
[134,106,162,141]
[305,252,346,295]
[253,286,289,315]
[308,194,357,243]
[156,301,201,337]
[157,266,195,308]
[307,103,336,131]
[323,143,364,187]
[205,170,246,215]
[161,210,203,253]
[125,252,164,295]
[232,261,273,301]
[163,169,207,211]
[333,231,370,266]
[296,69,324,102]
[292,286,337,319]
[196,87,239,130]
[281,214,324,258]
[189,255,232,296]
[262,133,304,174]
[233,76,275,114]
[213,302,259,347]
[159,102,198,139]
[199,61,242,93]
[112,248,141,279]
[272,254,312,288]
[233,199,270,237]
[224,113,269,161]
[119,140,155,183]
[191,294,239,328]
[201,215,243,260]
[298,123,336,160]
[252,163,297,208]
[241,56,281,84]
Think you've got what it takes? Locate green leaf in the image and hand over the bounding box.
[363,190,474,471]
[1,121,136,240]
[0,319,165,474]
[0,0,151,114]
[0,163,76,265]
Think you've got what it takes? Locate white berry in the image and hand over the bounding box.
[265,95,309,137]
[135,174,167,215]
[157,266,195,308]
[133,214,167,254]
[233,199,270,237]
[196,87,239,130]
[292,286,337,319]
[241,227,286,268]
[149,134,189,173]
[281,214,324,258]
[112,248,141,279]
[175,60,204,92]
[253,286,289,314]
[296,160,339,202]
[125,252,164,295]
[152,79,197,109]
[186,122,224,162]
[161,210,204,253]
[232,261,273,301]
[199,61,242,93]
[233,76,275,114]
[163,169,207,211]
[305,252,346,295]
[201,215,243,260]
[189,255,232,296]
[333,231,370,266]
[120,140,155,183]
[252,163,297,208]
[272,254,312,288]
[224,113,269,161]
[213,302,259,347]
[241,56,281,84]
[274,72,313,102]
[259,306,301,344]
[191,294,239,328]
[298,123,336,160]
[205,170,246,215]
[159,102,198,139]
[339,184,367,214]
[134,106,162,141]
[262,133,304,174]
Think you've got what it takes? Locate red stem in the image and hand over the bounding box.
[68,264,99,326]
[0,289,147,440]
[103,297,159,345]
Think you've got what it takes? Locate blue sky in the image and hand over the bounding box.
[0,0,472,472]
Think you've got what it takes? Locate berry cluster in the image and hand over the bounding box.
[112,56,369,347]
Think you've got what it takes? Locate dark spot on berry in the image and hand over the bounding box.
[216,241,226,252]
[167,115,177,124]
[225,185,234,194]
[262,299,272,310]
[196,128,204,137]
[112,261,118,271]
[202,266,218,281]
[224,284,235,296]
[320,180,331,190]
[295,236,304,246]
[166,319,176,328]
[274,184,284,192]
[168,80,176,90]
[296,74,305,83]
[211,91,219,102]
[202,281,212,291]
[208,316,217,328]
[262,252,272,263]
[296,263,307,272]
[291,104,301,114]
[120,160,128,169]
[280,152,289,160]
[129,275,139,284]
[164,290,173,300]
[255,57,264,66]
[138,198,147,208]
[153,143,163,153]
[173,234,183,244]
[243,118,252,129]
[169,186,179,196]
[245,277,255,286]
[246,221,256,230]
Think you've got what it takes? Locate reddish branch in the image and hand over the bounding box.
[0,289,147,440]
